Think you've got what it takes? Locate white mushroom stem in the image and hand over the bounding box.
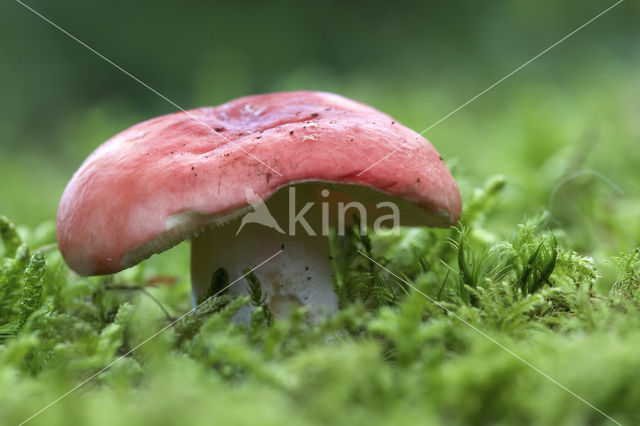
[190,184,338,322]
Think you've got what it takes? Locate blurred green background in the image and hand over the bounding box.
[1,0,638,255]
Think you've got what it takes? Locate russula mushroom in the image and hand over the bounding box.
[56,91,461,321]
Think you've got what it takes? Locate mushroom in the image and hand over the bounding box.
[56,91,461,321]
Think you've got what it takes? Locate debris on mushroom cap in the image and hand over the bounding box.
[56,91,462,276]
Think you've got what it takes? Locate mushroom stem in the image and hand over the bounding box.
[190,184,338,322]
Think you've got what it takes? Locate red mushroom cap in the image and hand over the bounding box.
[57,91,461,275]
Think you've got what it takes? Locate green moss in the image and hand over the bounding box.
[2,182,640,425]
